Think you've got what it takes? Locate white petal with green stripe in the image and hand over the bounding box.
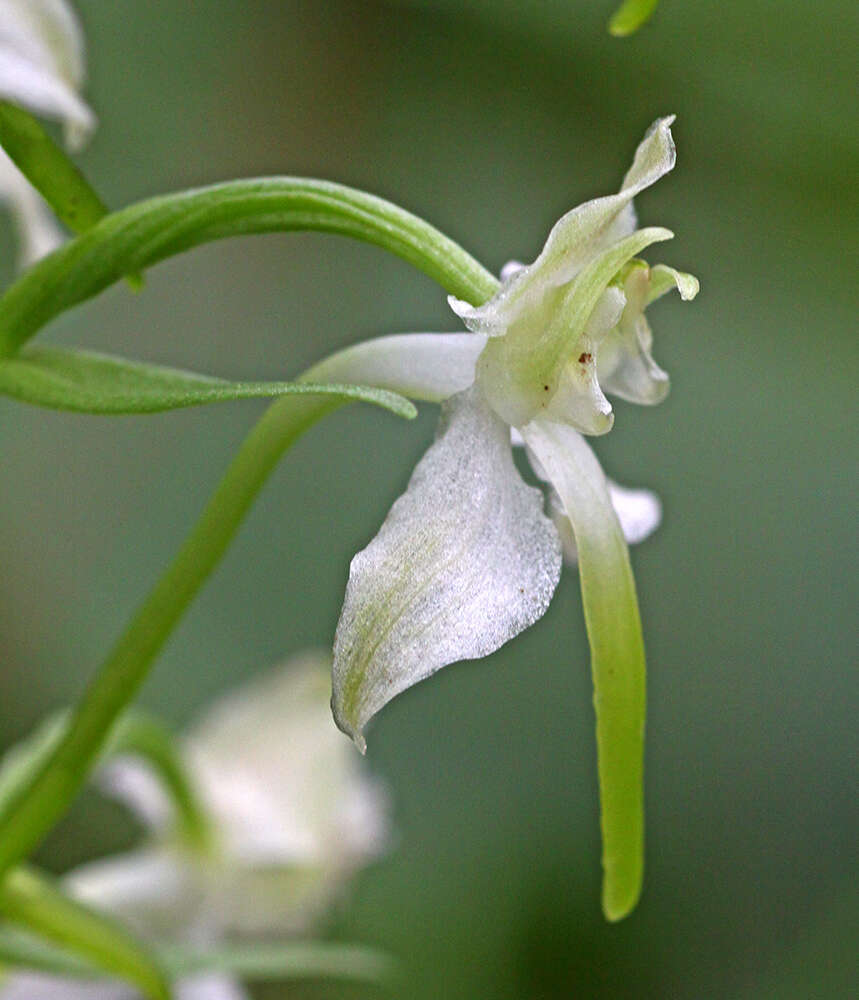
[332,388,562,749]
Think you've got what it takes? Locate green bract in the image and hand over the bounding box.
[0,345,417,417]
[326,117,699,920]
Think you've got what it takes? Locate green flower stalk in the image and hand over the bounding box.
[325,117,698,920]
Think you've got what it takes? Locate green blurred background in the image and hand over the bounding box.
[1,1,856,996]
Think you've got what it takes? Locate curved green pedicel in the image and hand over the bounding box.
[0,177,498,356]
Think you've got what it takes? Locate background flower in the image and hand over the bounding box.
[0,0,94,265]
[89,652,390,940]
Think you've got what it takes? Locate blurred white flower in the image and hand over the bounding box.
[0,0,94,143]
[0,970,247,1000]
[0,0,95,265]
[0,654,388,999]
[0,147,62,264]
[79,652,389,941]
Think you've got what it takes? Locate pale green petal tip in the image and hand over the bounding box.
[331,692,368,755]
[647,264,700,304]
[609,0,660,38]
[602,874,643,922]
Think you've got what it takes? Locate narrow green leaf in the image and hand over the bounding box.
[0,867,170,999]
[0,345,417,417]
[608,0,659,37]
[0,177,498,357]
[0,929,394,987]
[0,926,95,977]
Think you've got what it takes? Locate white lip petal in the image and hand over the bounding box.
[332,387,562,748]
[304,332,484,403]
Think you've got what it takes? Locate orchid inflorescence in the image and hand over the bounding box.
[0,2,697,997]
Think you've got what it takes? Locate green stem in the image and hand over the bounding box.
[0,393,342,877]
[0,177,497,356]
[0,102,108,234]
[0,102,142,291]
[0,866,170,999]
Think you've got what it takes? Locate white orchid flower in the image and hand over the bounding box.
[0,0,95,265]
[0,970,247,1000]
[313,117,698,920]
[77,652,389,944]
[0,656,389,999]
[24,654,388,980]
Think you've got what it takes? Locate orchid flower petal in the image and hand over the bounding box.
[98,655,390,938]
[0,0,95,144]
[475,226,672,428]
[447,116,676,336]
[521,418,646,921]
[597,261,669,405]
[605,480,662,546]
[182,653,389,867]
[498,259,526,281]
[64,849,205,941]
[646,263,700,304]
[550,480,661,564]
[332,388,562,748]
[542,285,626,434]
[598,312,669,405]
[0,147,63,263]
[598,260,699,405]
[304,332,485,403]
